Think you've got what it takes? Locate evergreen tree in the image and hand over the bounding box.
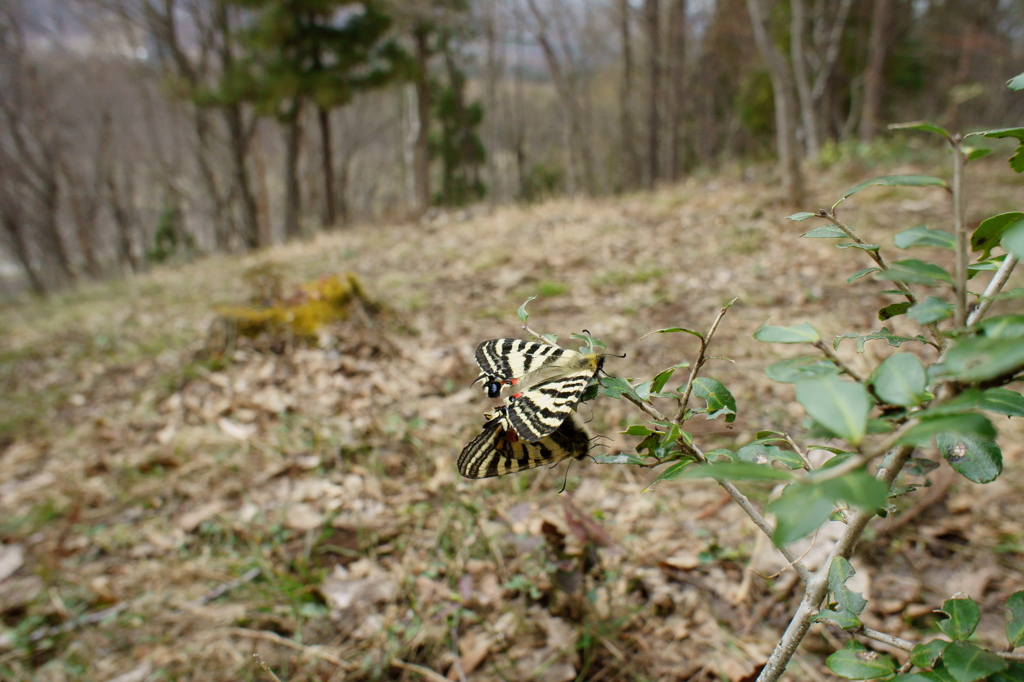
[225,0,406,235]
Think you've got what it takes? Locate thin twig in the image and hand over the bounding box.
[783,433,813,470]
[254,653,284,682]
[820,211,943,349]
[225,627,353,670]
[675,300,734,422]
[391,657,451,682]
[27,602,129,643]
[812,340,866,383]
[190,567,261,605]
[756,446,915,682]
[951,135,968,329]
[967,254,1018,325]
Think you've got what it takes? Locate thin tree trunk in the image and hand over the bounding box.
[790,0,818,159]
[858,0,890,140]
[525,0,594,195]
[318,105,336,227]
[214,3,260,249]
[484,0,499,205]
[644,0,660,188]
[282,107,303,241]
[413,25,432,215]
[745,0,804,206]
[619,0,638,190]
[107,165,140,273]
[1,210,46,295]
[39,155,74,283]
[667,0,687,180]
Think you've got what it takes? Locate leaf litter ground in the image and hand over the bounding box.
[1,160,1023,682]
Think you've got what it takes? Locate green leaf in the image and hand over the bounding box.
[978,315,1024,339]
[787,212,818,221]
[974,128,1024,173]
[977,388,1024,416]
[836,327,929,351]
[769,483,839,545]
[650,368,678,394]
[892,675,944,682]
[736,442,804,469]
[795,377,871,445]
[965,147,993,163]
[938,598,981,641]
[879,302,911,321]
[1008,73,1024,91]
[870,353,929,407]
[909,297,954,324]
[991,662,1024,682]
[984,287,1024,301]
[972,212,1024,258]
[802,225,848,237]
[900,413,996,446]
[911,639,950,668]
[837,242,880,252]
[975,126,1024,142]
[881,259,954,286]
[621,424,655,437]
[812,608,862,630]
[826,644,897,680]
[633,380,653,401]
[704,448,735,462]
[942,641,1007,682]
[839,174,948,202]
[639,327,702,340]
[829,557,867,615]
[765,356,839,383]
[889,121,952,139]
[754,322,820,344]
[675,462,796,482]
[931,337,1024,382]
[598,376,642,401]
[768,472,887,544]
[1006,591,1024,648]
[937,433,1002,483]
[848,267,881,283]
[692,378,736,423]
[590,453,648,466]
[1003,222,1024,260]
[895,225,956,250]
[517,296,536,323]
[645,460,693,487]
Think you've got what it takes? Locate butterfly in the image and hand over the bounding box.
[473,338,605,442]
[457,408,591,478]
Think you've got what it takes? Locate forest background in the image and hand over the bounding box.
[2,0,1022,295]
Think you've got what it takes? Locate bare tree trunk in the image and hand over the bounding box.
[282,108,304,241]
[413,25,432,215]
[0,210,46,295]
[858,0,890,141]
[39,154,75,284]
[619,0,639,190]
[524,0,594,195]
[746,0,804,206]
[667,0,687,180]
[317,105,337,227]
[484,0,499,205]
[213,2,260,249]
[644,0,660,188]
[107,164,140,273]
[790,0,818,158]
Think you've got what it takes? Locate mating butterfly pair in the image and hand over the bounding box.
[457,338,604,479]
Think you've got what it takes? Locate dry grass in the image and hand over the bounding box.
[1,157,1023,682]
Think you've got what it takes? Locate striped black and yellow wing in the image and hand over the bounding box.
[473,338,604,442]
[473,339,568,397]
[457,409,591,479]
